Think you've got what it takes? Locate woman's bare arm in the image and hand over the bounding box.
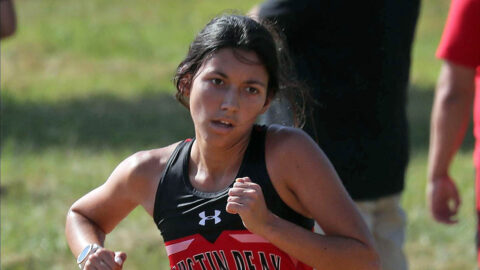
[228,125,379,270]
[65,146,175,269]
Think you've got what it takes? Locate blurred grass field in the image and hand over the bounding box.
[1,0,476,269]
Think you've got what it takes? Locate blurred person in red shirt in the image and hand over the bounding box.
[427,0,480,266]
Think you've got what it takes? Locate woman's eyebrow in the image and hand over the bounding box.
[206,70,228,78]
[245,79,266,87]
[206,69,267,87]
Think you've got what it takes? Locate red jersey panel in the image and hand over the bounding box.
[165,230,311,270]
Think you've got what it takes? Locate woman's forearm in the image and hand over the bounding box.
[260,213,380,270]
[65,208,107,257]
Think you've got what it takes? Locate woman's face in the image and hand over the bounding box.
[185,48,270,145]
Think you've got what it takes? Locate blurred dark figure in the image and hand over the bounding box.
[427,0,480,266]
[251,1,420,269]
[1,0,16,39]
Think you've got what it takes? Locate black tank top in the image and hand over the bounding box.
[153,125,314,269]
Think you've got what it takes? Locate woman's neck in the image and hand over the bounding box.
[189,135,250,192]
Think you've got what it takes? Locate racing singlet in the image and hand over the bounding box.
[153,125,314,270]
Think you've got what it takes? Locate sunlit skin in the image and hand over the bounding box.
[65,47,380,270]
[187,49,270,145]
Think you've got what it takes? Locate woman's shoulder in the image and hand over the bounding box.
[264,124,325,175]
[102,141,186,208]
[265,124,316,153]
[122,141,184,182]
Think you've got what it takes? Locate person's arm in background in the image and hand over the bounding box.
[427,60,476,224]
[1,0,17,39]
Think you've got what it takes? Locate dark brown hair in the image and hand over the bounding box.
[173,14,307,127]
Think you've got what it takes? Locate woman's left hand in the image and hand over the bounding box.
[226,177,274,235]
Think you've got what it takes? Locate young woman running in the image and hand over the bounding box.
[66,14,380,270]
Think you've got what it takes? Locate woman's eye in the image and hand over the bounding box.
[246,87,259,94]
[211,78,223,85]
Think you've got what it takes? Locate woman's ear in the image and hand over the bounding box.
[260,96,272,114]
[179,74,192,97]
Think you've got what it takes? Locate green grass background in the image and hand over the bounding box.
[1,0,476,269]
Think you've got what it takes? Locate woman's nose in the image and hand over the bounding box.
[220,87,240,111]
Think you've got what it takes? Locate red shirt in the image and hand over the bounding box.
[436,0,480,166]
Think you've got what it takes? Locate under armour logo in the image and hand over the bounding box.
[199,210,221,226]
